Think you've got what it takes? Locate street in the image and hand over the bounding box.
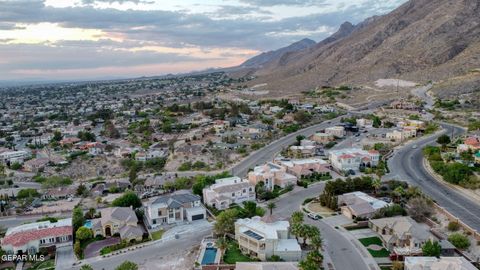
[387,123,480,230]
[231,117,343,177]
[262,182,375,270]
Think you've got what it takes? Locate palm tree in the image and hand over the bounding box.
[393,186,405,203]
[291,211,304,225]
[291,223,302,241]
[267,202,276,215]
[310,235,323,250]
[372,178,381,195]
[80,265,94,270]
[215,237,228,263]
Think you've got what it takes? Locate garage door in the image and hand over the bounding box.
[191,214,204,220]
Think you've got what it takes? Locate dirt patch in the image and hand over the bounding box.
[375,79,417,88]
[306,202,335,217]
[140,245,200,270]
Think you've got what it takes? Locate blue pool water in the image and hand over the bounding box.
[201,247,217,265]
[84,220,92,229]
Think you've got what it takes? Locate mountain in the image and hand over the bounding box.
[240,38,316,68]
[241,0,480,94]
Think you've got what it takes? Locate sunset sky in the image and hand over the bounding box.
[0,0,407,81]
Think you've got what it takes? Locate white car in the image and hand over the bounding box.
[412,145,418,149]
[307,213,320,220]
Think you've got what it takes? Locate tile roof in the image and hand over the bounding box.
[2,226,72,248]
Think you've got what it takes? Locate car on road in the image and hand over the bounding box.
[412,144,418,149]
[307,213,321,220]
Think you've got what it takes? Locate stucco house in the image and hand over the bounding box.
[235,216,301,262]
[203,176,256,210]
[144,192,206,229]
[248,163,297,191]
[91,207,143,242]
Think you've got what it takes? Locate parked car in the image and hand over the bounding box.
[307,213,320,220]
[412,145,418,149]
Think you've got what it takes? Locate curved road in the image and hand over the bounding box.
[387,123,480,230]
[231,116,343,177]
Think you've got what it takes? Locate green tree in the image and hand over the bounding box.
[74,241,81,257]
[80,265,94,270]
[437,134,451,149]
[214,209,238,237]
[17,188,40,199]
[72,206,85,236]
[242,201,258,218]
[371,115,382,128]
[422,240,441,256]
[115,261,138,270]
[291,211,304,225]
[53,130,63,142]
[112,191,142,209]
[372,178,381,195]
[76,184,88,197]
[266,202,276,215]
[76,226,93,242]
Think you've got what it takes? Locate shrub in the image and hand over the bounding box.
[448,221,460,231]
[448,233,470,249]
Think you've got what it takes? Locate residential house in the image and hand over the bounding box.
[325,126,346,138]
[235,216,301,261]
[203,177,256,210]
[42,186,76,200]
[248,163,297,191]
[338,192,390,219]
[23,157,50,172]
[144,192,206,229]
[404,257,477,270]
[328,148,380,173]
[1,218,72,255]
[0,150,31,165]
[356,118,373,128]
[275,158,330,178]
[91,207,144,242]
[311,133,334,144]
[369,216,435,257]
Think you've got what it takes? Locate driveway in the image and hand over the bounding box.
[84,237,120,259]
[162,220,212,240]
[56,244,75,270]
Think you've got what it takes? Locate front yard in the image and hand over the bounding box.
[358,237,390,258]
[26,259,55,270]
[151,229,164,241]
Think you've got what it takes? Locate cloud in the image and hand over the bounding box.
[0,0,408,80]
[81,0,153,5]
[238,0,326,7]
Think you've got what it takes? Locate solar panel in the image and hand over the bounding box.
[244,230,264,240]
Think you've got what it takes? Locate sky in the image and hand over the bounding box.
[0,0,407,81]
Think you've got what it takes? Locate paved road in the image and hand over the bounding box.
[387,123,480,230]
[56,244,76,270]
[263,183,373,270]
[231,117,343,177]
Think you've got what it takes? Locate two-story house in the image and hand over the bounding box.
[248,163,297,191]
[203,177,256,210]
[369,216,435,258]
[144,192,206,229]
[235,216,301,262]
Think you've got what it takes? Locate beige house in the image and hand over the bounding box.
[338,192,390,219]
[369,216,435,256]
[275,158,330,178]
[248,163,297,191]
[235,216,301,262]
[203,176,256,210]
[325,126,345,138]
[91,207,143,242]
[311,132,334,144]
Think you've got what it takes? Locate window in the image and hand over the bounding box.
[232,193,235,197]
[243,189,246,193]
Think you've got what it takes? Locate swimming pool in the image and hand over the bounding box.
[201,247,217,265]
[84,220,92,229]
